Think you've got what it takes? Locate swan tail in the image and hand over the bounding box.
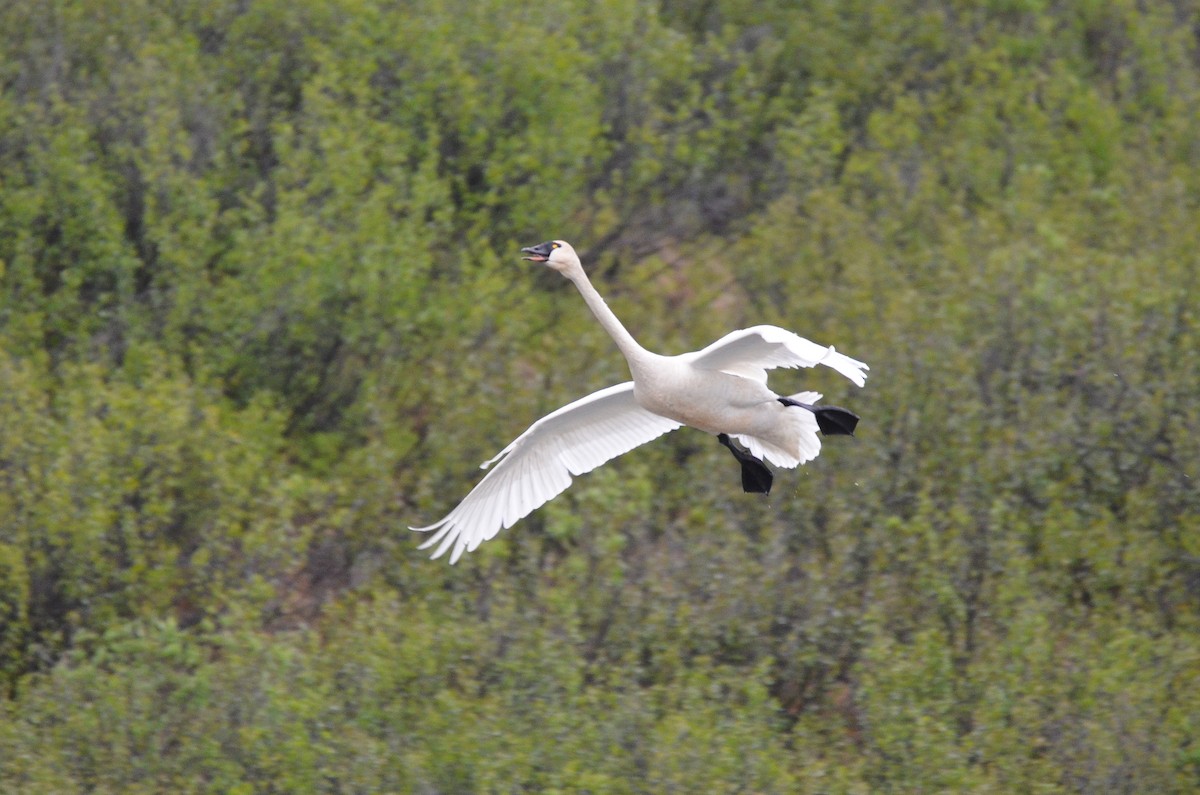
[731,394,822,469]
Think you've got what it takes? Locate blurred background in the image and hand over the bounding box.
[1,0,1197,791]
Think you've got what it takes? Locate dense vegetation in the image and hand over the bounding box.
[1,0,1198,791]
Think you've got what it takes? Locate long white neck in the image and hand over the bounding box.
[564,267,652,370]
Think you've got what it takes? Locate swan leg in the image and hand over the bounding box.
[777,398,860,436]
[717,433,774,494]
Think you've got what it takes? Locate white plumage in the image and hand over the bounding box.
[413,383,681,564]
[685,325,869,387]
[411,241,868,563]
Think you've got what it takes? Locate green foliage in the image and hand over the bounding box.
[1,0,1198,791]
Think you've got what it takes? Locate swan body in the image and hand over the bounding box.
[411,240,868,563]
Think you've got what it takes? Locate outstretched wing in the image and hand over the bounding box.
[410,382,682,564]
[684,325,869,386]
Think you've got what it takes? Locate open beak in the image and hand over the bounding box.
[521,242,554,262]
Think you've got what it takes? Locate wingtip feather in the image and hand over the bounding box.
[821,347,870,387]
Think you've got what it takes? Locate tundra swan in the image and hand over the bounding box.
[411,240,868,562]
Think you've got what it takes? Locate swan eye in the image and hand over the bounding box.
[551,243,560,249]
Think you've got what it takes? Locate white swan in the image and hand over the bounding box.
[411,240,868,563]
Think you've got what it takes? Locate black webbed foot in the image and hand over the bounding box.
[777,398,860,436]
[717,433,774,494]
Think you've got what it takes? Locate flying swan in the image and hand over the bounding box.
[411,240,869,562]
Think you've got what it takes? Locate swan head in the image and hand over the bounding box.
[520,240,581,274]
